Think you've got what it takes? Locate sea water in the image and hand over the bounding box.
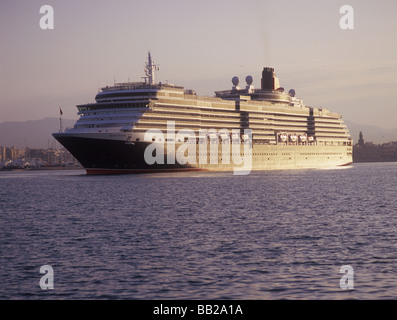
[1,162,397,299]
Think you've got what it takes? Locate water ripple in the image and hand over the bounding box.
[1,163,397,299]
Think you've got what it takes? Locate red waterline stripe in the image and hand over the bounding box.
[85,168,207,175]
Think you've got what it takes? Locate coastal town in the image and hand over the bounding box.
[0,145,81,170]
[353,132,397,162]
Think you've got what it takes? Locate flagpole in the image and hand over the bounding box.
[59,107,63,133]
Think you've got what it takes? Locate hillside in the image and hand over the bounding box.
[0,118,77,149]
[345,120,397,144]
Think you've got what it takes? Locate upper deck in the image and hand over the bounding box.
[100,82,185,93]
[95,82,196,102]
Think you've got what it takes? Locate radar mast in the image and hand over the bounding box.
[144,52,159,85]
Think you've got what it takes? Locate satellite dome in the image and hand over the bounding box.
[245,75,253,86]
[232,76,239,86]
[288,89,296,97]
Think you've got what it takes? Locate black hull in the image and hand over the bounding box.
[53,136,197,174]
[54,135,352,175]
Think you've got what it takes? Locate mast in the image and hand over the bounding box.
[144,52,159,85]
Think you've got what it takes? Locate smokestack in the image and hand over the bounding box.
[261,67,279,90]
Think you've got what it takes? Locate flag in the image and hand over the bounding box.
[60,108,63,116]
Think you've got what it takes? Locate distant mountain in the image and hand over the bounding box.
[0,118,76,149]
[345,120,397,144]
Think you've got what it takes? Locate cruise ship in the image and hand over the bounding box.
[53,53,353,174]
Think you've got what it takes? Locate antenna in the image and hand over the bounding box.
[144,51,159,85]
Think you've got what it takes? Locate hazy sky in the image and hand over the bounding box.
[1,0,397,130]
